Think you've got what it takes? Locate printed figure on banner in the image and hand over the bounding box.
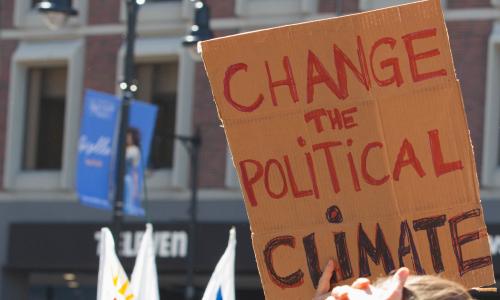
[123,100,158,216]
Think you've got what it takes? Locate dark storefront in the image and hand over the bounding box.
[5,222,500,299]
[5,223,263,300]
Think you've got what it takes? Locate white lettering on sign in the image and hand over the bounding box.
[94,230,188,258]
[489,234,500,256]
[78,135,112,156]
[89,98,116,119]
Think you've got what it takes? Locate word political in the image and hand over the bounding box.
[239,117,461,207]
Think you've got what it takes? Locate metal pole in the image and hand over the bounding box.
[112,0,139,252]
[184,128,201,300]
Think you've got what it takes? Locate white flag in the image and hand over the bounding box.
[130,223,160,300]
[96,228,134,300]
[202,227,237,300]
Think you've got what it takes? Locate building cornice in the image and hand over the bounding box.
[2,8,498,41]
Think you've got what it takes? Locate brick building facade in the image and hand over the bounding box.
[0,0,500,299]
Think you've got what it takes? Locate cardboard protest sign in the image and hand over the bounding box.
[200,0,495,298]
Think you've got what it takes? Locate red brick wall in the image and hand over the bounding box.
[447,20,492,178]
[206,0,235,18]
[0,40,18,187]
[447,0,491,9]
[88,0,121,25]
[84,35,122,94]
[193,64,227,188]
[0,0,14,28]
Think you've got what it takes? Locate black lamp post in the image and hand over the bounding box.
[183,0,214,54]
[182,2,213,300]
[112,0,141,251]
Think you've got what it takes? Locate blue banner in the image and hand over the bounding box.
[77,90,120,210]
[76,89,158,216]
[123,100,158,216]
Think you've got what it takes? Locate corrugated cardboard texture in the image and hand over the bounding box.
[200,0,495,298]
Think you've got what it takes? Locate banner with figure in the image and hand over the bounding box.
[77,89,157,216]
[124,101,158,216]
[77,90,120,210]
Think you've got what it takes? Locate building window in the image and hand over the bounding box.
[482,25,500,189]
[120,0,190,24]
[4,40,84,191]
[117,37,195,189]
[23,67,67,170]
[135,62,178,170]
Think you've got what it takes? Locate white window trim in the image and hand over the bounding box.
[120,0,192,23]
[482,22,500,188]
[14,0,88,29]
[225,147,240,189]
[235,0,318,17]
[359,0,446,11]
[4,40,84,191]
[116,37,195,190]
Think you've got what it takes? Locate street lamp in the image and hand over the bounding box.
[37,0,78,30]
[183,0,214,59]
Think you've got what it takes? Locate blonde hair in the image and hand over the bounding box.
[376,275,473,300]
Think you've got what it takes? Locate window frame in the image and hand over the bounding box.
[116,37,195,190]
[482,24,500,188]
[235,0,318,17]
[359,0,447,11]
[225,147,240,189]
[119,0,192,24]
[4,40,84,191]
[14,0,88,29]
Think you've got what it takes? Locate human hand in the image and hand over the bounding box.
[313,260,410,300]
[313,259,335,300]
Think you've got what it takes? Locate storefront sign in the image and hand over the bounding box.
[93,229,188,258]
[7,223,256,273]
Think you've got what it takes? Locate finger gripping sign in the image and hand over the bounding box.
[200,0,495,298]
